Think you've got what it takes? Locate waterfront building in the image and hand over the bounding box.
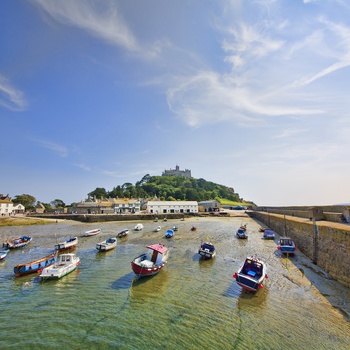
[146,200,198,214]
[0,194,13,216]
[198,200,221,212]
[69,197,140,214]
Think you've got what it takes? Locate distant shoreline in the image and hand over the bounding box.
[0,216,60,227]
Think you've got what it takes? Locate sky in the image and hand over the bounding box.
[1,0,350,207]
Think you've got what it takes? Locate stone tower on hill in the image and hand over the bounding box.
[162,165,191,178]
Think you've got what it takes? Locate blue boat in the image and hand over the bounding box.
[165,229,174,238]
[3,235,32,249]
[277,237,296,254]
[13,251,58,277]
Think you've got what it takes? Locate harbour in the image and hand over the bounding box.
[0,216,350,349]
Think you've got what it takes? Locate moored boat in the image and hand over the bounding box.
[233,256,268,292]
[131,243,169,277]
[277,237,296,254]
[263,229,275,240]
[117,229,129,238]
[153,226,161,232]
[134,223,144,231]
[190,226,196,231]
[83,228,101,236]
[0,249,10,260]
[39,253,80,280]
[55,237,78,252]
[236,227,248,239]
[198,242,216,259]
[14,251,58,277]
[96,237,117,251]
[172,226,179,231]
[3,235,32,249]
[165,229,174,238]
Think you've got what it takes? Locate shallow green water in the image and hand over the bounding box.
[0,217,349,349]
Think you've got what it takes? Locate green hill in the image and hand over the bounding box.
[87,175,254,206]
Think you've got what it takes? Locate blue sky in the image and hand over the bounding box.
[1,0,350,206]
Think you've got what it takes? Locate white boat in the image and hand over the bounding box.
[39,253,80,280]
[233,256,268,292]
[117,229,129,238]
[54,237,78,251]
[134,223,144,231]
[153,226,161,232]
[96,237,117,251]
[0,249,10,260]
[83,228,101,236]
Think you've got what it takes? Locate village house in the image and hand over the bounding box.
[198,200,221,212]
[13,203,25,214]
[0,194,25,216]
[0,194,13,216]
[69,197,140,215]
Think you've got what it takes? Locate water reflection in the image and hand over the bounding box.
[129,268,169,305]
[111,272,135,290]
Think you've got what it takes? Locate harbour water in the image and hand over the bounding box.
[0,216,349,350]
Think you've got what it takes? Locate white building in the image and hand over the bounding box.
[0,195,13,216]
[13,204,25,214]
[146,201,198,214]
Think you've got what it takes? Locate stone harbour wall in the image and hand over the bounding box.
[248,211,350,288]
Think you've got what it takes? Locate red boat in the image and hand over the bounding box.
[131,244,169,277]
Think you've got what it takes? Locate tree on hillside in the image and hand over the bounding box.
[12,194,36,211]
[50,199,66,208]
[88,188,108,200]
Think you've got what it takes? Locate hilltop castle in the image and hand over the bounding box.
[162,165,191,178]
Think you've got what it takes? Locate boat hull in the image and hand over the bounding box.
[235,274,265,292]
[131,261,165,277]
[278,247,296,254]
[198,250,216,259]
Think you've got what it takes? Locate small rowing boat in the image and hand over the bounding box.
[83,228,101,236]
[3,235,32,249]
[14,251,58,277]
[96,237,117,252]
[0,249,10,260]
[55,237,78,252]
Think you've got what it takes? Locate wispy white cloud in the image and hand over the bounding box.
[293,17,350,86]
[31,138,68,157]
[0,75,27,111]
[167,70,321,128]
[74,163,91,172]
[31,0,163,59]
[222,22,284,70]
